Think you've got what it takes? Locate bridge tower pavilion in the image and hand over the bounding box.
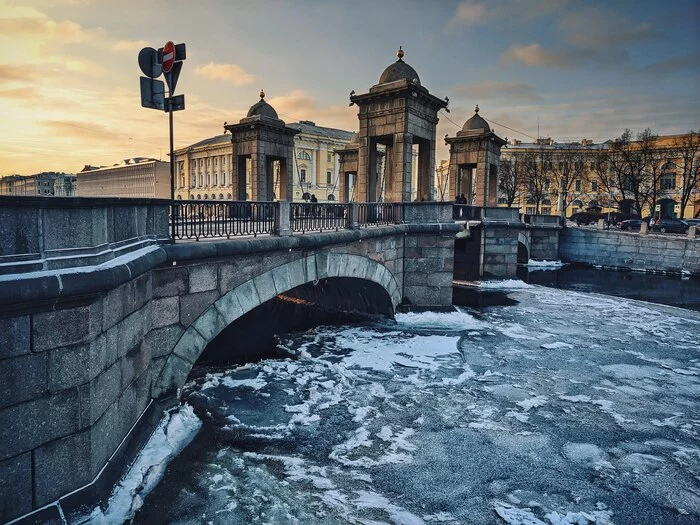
[350,47,447,202]
[445,105,506,206]
[224,90,300,200]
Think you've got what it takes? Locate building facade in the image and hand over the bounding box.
[498,132,700,220]
[173,121,354,202]
[0,172,77,197]
[77,158,170,198]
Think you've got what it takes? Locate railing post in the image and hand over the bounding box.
[275,201,291,236]
[349,202,361,229]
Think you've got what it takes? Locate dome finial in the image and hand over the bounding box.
[397,46,404,61]
[474,104,480,113]
[259,89,265,99]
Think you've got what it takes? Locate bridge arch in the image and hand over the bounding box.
[517,231,531,264]
[154,253,401,398]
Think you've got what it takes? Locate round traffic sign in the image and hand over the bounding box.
[162,41,175,73]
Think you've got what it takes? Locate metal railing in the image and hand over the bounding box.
[452,205,481,221]
[356,202,403,227]
[290,203,350,233]
[171,200,277,240]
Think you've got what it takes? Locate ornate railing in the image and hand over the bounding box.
[356,202,403,227]
[171,200,277,240]
[290,203,350,233]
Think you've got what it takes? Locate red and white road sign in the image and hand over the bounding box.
[162,41,175,73]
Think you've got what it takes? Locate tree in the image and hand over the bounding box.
[497,157,526,208]
[592,128,658,216]
[672,131,700,218]
[548,143,589,220]
[521,147,554,214]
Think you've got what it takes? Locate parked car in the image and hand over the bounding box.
[651,218,689,234]
[685,218,700,228]
[617,219,643,231]
[569,212,600,226]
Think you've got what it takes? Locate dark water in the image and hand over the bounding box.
[518,264,700,311]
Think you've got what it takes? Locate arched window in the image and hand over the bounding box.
[227,193,232,200]
[211,193,216,200]
[297,150,311,161]
[176,194,181,200]
[204,194,208,200]
[197,194,201,200]
[219,193,224,200]
[327,193,335,201]
[542,199,552,205]
[661,161,676,190]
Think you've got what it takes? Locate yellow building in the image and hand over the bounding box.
[173,121,354,202]
[499,132,700,219]
[77,158,170,198]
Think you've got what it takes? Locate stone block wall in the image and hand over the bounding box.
[530,227,560,261]
[480,224,524,277]
[560,228,700,275]
[0,273,155,522]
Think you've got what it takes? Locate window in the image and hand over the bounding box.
[575,161,584,170]
[498,197,508,204]
[326,171,332,185]
[575,179,582,192]
[214,173,218,186]
[300,169,306,182]
[526,206,536,215]
[661,174,676,190]
[327,152,332,163]
[541,207,551,215]
[544,180,550,191]
[219,193,224,200]
[297,151,311,161]
[591,181,598,191]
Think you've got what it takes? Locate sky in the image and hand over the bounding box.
[1,0,698,175]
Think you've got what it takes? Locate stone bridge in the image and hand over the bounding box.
[0,196,458,523]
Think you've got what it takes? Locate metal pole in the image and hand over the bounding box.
[168,83,175,241]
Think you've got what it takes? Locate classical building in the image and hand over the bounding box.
[0,172,77,197]
[77,158,170,198]
[174,113,354,202]
[499,132,700,219]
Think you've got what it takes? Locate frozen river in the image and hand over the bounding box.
[94,282,700,525]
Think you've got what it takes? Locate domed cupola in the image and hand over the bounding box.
[246,89,279,119]
[462,105,490,133]
[378,46,421,85]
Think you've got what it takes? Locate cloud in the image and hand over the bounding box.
[557,7,657,50]
[644,53,700,76]
[502,44,573,68]
[194,62,254,86]
[455,81,544,103]
[112,39,148,52]
[0,15,101,43]
[446,2,487,29]
[0,86,39,100]
[447,0,566,30]
[41,120,117,143]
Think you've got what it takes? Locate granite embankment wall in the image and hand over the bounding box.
[559,228,700,276]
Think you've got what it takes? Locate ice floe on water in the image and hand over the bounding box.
[479,278,534,289]
[126,285,700,524]
[89,404,201,523]
[395,308,488,331]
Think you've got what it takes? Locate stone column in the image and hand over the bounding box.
[367,138,378,202]
[389,132,412,202]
